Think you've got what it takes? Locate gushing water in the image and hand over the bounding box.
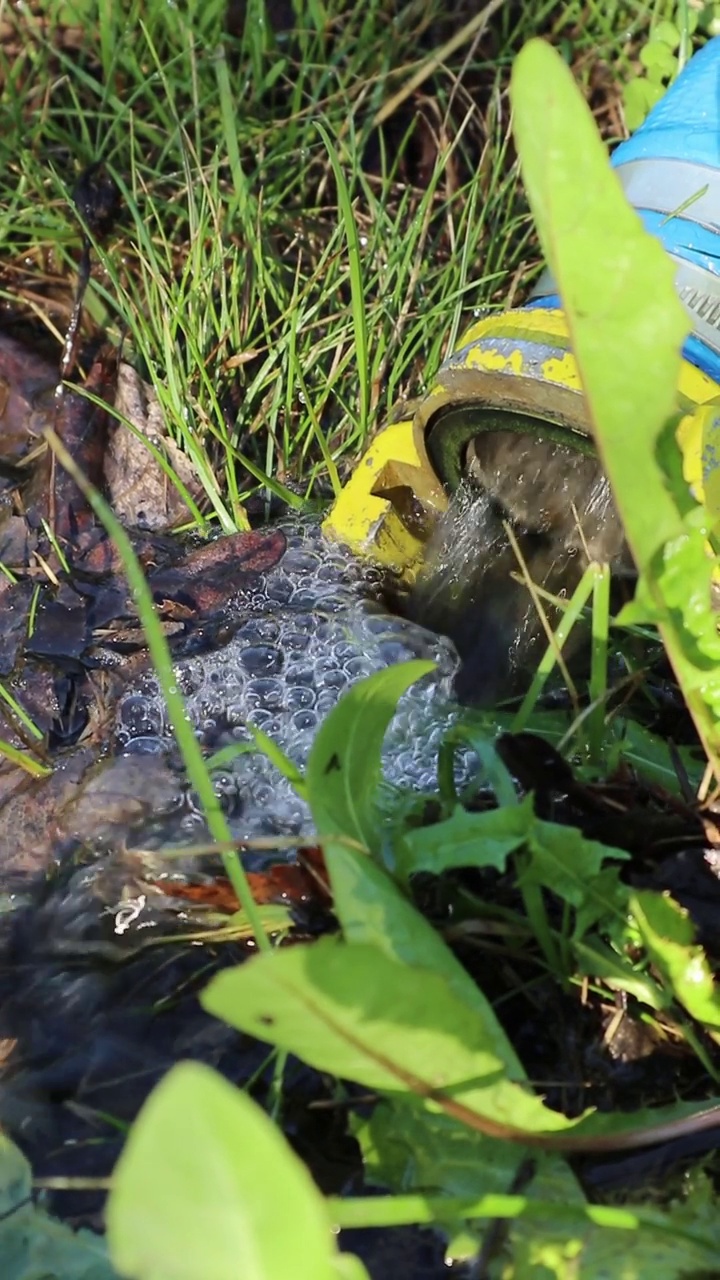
[404,431,632,703]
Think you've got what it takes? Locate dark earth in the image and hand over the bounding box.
[1,320,720,1279]
[2,5,720,1277]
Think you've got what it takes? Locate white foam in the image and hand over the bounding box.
[115,516,474,844]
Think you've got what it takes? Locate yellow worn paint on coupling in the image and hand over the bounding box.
[540,353,584,390]
[677,410,705,501]
[675,363,720,513]
[464,345,525,375]
[323,306,587,568]
[324,302,720,569]
[321,417,447,573]
[459,307,572,349]
[414,307,594,447]
[677,401,720,521]
[676,399,720,587]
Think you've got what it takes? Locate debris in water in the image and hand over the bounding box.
[0,332,57,464]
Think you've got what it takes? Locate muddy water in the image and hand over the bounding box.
[11,514,473,958]
[0,462,629,1269]
[0,512,481,1255]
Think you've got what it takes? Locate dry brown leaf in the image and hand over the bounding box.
[104,363,204,532]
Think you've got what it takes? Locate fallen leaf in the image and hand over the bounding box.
[105,363,204,532]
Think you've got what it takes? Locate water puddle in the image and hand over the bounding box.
[115,516,468,840]
[0,406,641,1271]
[0,507,480,1242]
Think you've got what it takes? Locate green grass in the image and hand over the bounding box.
[7,5,719,1280]
[0,0,658,527]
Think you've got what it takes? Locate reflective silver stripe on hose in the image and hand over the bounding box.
[672,256,720,356]
[614,158,720,234]
[529,156,720,357]
[531,256,720,357]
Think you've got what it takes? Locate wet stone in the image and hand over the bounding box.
[62,754,184,844]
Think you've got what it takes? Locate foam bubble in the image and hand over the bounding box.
[115,515,474,846]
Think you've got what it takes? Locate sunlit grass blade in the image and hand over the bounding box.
[510,564,598,734]
[588,561,611,764]
[0,738,51,777]
[316,121,370,445]
[0,680,45,740]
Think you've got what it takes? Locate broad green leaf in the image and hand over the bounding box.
[203,935,505,1097]
[355,1095,578,1204]
[0,1134,116,1280]
[355,1097,580,1265]
[639,40,677,77]
[202,935,583,1139]
[630,890,720,1036]
[314,841,525,1075]
[333,1257,372,1280]
[107,1062,363,1280]
[622,524,720,662]
[571,865,631,941]
[619,529,720,719]
[510,42,720,767]
[306,661,435,853]
[506,1199,717,1280]
[653,20,680,48]
[621,77,659,130]
[573,935,666,1010]
[399,793,628,938]
[356,1098,521,1199]
[507,1169,720,1278]
[399,800,531,879]
[201,936,720,1150]
[604,717,704,793]
[520,819,629,920]
[303,664,525,1075]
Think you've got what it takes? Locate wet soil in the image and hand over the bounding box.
[1,331,719,1279]
[0,329,483,1276]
